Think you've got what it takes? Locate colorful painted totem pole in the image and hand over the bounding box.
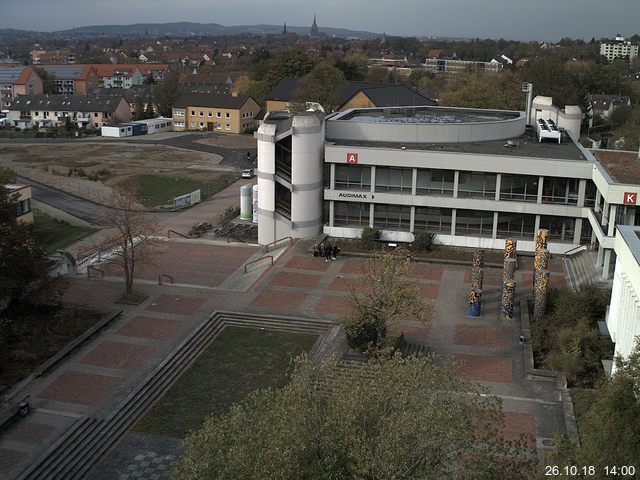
[502,281,516,320]
[533,269,550,320]
[501,239,517,320]
[468,249,485,316]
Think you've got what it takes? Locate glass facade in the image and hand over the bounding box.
[416,169,454,196]
[496,213,536,239]
[334,202,370,227]
[375,167,413,193]
[541,177,579,205]
[457,171,497,199]
[539,215,575,243]
[455,209,494,237]
[335,165,371,190]
[373,205,411,230]
[414,207,452,233]
[500,174,539,202]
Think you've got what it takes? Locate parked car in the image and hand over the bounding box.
[241,168,255,178]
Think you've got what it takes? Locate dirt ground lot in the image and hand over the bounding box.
[0,143,231,204]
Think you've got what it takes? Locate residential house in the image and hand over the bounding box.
[265,78,436,113]
[600,35,639,62]
[38,65,99,95]
[4,184,33,224]
[0,66,43,111]
[7,94,131,130]
[91,64,146,89]
[587,94,632,126]
[172,93,260,133]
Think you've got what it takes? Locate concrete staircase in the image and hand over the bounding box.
[564,250,598,292]
[17,312,330,480]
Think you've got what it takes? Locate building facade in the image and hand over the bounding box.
[0,66,43,111]
[600,36,639,62]
[39,65,99,96]
[4,184,33,224]
[172,93,260,133]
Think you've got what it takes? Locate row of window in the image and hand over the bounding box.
[333,202,580,242]
[333,165,587,206]
[188,122,231,130]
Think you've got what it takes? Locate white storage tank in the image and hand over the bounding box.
[252,184,259,224]
[240,184,252,221]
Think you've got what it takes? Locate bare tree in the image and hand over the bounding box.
[91,188,159,299]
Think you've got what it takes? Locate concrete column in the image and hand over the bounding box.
[411,168,417,196]
[369,203,374,228]
[451,209,457,236]
[329,163,335,190]
[329,201,335,227]
[602,200,609,227]
[577,179,586,207]
[608,205,617,236]
[537,176,544,204]
[410,206,415,233]
[370,166,376,193]
[453,171,460,198]
[495,173,501,201]
[603,249,612,280]
[574,218,583,245]
[596,244,604,266]
[534,215,541,234]
[492,211,499,238]
[595,190,602,213]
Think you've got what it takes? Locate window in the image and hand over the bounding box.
[541,177,579,205]
[584,181,597,207]
[455,209,494,237]
[334,202,370,226]
[225,124,230,130]
[199,111,204,117]
[191,122,196,128]
[225,112,230,119]
[94,112,99,117]
[416,169,454,196]
[373,204,411,230]
[496,213,536,239]
[208,112,212,117]
[16,198,31,216]
[174,120,184,127]
[500,174,538,202]
[199,122,204,128]
[414,207,452,233]
[334,165,371,190]
[457,171,496,199]
[174,109,184,116]
[191,110,195,116]
[375,167,413,193]
[539,215,575,242]
[34,111,39,116]
[216,112,221,118]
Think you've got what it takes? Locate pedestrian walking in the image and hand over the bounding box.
[332,244,338,260]
[319,243,325,259]
[313,245,318,257]
[325,244,331,262]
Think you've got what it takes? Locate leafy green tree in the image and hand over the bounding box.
[33,67,57,94]
[258,48,314,89]
[440,70,524,110]
[294,62,345,112]
[613,104,640,151]
[240,79,270,107]
[153,72,181,117]
[172,353,537,480]
[0,185,66,337]
[547,339,640,476]
[133,96,145,121]
[335,53,369,81]
[338,248,429,354]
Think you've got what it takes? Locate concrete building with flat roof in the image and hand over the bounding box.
[257,101,640,281]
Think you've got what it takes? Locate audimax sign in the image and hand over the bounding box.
[338,192,370,199]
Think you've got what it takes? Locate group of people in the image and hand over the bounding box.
[313,243,340,262]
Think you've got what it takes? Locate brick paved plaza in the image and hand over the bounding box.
[0,230,573,478]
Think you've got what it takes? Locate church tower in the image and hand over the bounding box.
[310,14,319,35]
[282,21,287,35]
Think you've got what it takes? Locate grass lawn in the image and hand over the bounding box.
[117,173,238,208]
[32,209,97,253]
[0,307,103,395]
[133,326,318,438]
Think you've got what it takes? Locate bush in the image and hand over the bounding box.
[360,227,381,249]
[411,231,434,252]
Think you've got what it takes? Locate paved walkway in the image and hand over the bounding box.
[0,232,571,477]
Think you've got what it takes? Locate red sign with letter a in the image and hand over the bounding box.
[624,192,637,205]
[346,152,358,164]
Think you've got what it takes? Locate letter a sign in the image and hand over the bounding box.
[624,192,637,205]
[346,152,358,164]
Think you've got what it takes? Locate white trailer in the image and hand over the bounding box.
[101,125,133,137]
[132,117,173,134]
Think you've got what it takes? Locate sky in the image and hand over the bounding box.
[1,0,639,42]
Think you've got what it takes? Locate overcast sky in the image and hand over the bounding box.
[1,0,638,41]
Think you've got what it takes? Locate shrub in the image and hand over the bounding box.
[360,227,381,249]
[411,231,434,252]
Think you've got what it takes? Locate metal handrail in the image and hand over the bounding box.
[244,255,274,273]
[563,244,588,259]
[265,236,293,253]
[158,274,174,285]
[167,229,189,239]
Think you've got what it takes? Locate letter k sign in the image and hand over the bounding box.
[624,192,637,205]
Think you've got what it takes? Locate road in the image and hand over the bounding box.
[20,176,177,226]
